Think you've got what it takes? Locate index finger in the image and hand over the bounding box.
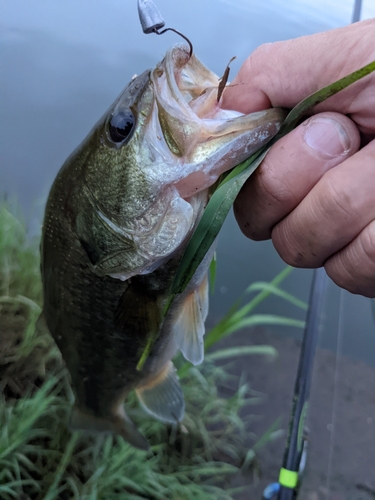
[222,19,375,134]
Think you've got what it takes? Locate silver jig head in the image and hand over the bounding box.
[138,0,165,34]
[137,0,193,57]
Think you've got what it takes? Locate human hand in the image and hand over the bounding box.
[222,19,375,297]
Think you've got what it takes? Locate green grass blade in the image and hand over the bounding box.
[43,433,79,500]
[209,252,217,294]
[205,345,277,362]
[0,377,58,461]
[246,282,308,310]
[204,267,293,351]
[242,417,283,469]
[230,314,305,330]
[234,266,293,318]
[206,314,304,344]
[280,59,375,135]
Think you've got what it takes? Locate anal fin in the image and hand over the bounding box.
[70,405,149,450]
[136,361,184,423]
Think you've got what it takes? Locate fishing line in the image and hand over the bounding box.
[154,28,193,58]
[325,0,362,493]
[325,286,344,495]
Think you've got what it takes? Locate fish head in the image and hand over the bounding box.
[77,45,284,280]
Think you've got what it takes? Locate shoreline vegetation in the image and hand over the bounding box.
[0,203,305,499]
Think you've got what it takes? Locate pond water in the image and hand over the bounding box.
[2,0,375,366]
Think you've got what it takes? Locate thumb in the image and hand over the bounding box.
[222,19,375,117]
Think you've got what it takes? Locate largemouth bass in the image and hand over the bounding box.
[40,45,284,449]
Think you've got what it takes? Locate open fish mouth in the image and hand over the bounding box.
[151,45,284,199]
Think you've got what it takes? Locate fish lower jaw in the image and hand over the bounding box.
[174,170,212,199]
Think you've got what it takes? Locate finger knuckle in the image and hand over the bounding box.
[245,43,278,89]
[249,43,273,66]
[272,222,307,268]
[321,171,354,220]
[258,158,297,207]
[325,257,352,291]
[325,223,375,298]
[361,220,375,262]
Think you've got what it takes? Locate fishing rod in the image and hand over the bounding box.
[263,2,362,498]
[262,268,327,500]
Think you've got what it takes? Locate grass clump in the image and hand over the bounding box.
[0,203,305,499]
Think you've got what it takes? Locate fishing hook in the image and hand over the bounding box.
[137,0,193,58]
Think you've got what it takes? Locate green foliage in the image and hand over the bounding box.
[206,267,305,351]
[0,204,304,499]
[0,204,42,303]
[209,253,217,294]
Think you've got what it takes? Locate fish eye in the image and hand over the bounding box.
[108,110,135,144]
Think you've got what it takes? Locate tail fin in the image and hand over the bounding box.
[70,405,150,450]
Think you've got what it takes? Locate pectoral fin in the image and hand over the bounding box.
[115,281,162,342]
[173,281,208,365]
[136,361,184,423]
[197,275,209,322]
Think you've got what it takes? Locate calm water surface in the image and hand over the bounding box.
[1,0,375,365]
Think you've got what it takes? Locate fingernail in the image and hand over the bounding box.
[303,117,350,158]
